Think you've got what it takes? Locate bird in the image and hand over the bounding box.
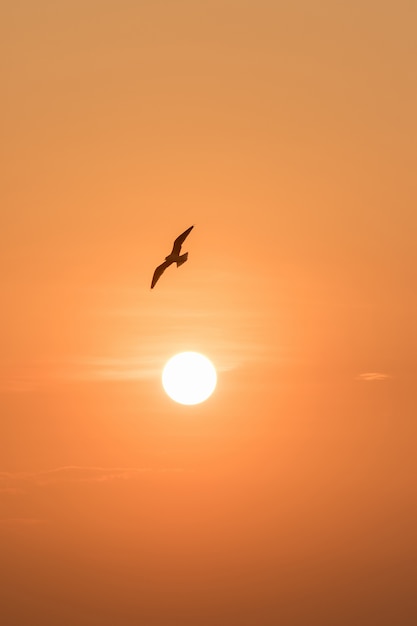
[151,225,194,289]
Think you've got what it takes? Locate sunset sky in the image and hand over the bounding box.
[1,1,416,624]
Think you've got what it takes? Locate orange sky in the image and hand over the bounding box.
[1,1,416,624]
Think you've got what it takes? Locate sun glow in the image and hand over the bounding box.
[162,352,217,405]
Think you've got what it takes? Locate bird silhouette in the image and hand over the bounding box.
[151,225,194,289]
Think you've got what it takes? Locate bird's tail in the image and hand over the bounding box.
[176,252,188,267]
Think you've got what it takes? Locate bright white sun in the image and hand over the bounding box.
[162,352,217,405]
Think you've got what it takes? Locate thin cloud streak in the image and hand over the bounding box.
[356,372,391,381]
[0,339,276,388]
[0,466,180,488]
[0,466,185,528]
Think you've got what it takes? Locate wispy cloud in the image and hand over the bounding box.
[74,357,163,381]
[0,465,175,489]
[356,372,391,382]
[31,465,155,485]
[0,357,164,391]
[0,466,184,529]
[0,349,243,390]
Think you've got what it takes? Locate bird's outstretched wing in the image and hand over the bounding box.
[151,260,171,289]
[171,225,194,255]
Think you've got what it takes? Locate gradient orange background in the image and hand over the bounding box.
[1,1,416,624]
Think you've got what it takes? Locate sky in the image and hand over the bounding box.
[1,0,416,624]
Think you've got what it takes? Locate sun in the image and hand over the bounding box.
[162,352,217,405]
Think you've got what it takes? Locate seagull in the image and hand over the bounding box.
[151,225,194,289]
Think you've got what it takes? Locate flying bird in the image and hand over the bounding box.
[151,225,194,289]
